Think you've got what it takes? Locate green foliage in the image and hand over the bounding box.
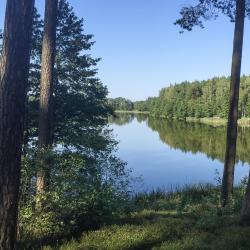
[108,97,134,111]
[154,226,250,250]
[19,147,133,243]
[27,0,112,146]
[133,184,216,212]
[55,216,190,250]
[174,0,239,33]
[18,0,133,246]
[111,76,250,121]
[125,76,250,120]
[43,183,250,250]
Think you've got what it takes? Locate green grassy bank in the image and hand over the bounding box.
[186,117,250,126]
[41,183,250,250]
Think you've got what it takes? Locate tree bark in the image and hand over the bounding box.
[241,171,250,224]
[221,0,245,207]
[36,0,58,194]
[0,1,34,249]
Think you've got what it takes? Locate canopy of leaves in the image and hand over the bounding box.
[175,0,250,32]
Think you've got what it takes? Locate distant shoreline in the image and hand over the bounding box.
[114,110,250,126]
[186,117,250,126]
[114,110,150,114]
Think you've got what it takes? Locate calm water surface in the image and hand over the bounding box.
[109,113,250,191]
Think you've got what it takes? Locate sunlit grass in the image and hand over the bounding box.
[47,212,191,250]
[44,212,250,250]
[42,183,250,250]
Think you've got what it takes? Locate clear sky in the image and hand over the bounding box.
[0,1,250,101]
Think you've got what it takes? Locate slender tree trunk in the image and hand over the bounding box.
[36,0,58,194]
[221,0,245,207]
[0,1,34,249]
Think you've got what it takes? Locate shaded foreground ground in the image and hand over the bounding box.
[43,211,250,250]
[34,184,250,249]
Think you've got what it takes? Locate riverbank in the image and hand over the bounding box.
[186,117,250,126]
[115,110,150,114]
[115,110,250,127]
[42,184,250,250]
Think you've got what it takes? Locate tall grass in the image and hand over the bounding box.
[39,182,249,250]
[133,183,218,211]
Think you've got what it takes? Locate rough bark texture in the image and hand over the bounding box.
[221,0,245,207]
[241,171,250,224]
[0,1,34,249]
[36,0,58,194]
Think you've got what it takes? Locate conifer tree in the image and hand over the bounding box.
[175,0,246,207]
[37,0,58,197]
[0,0,34,248]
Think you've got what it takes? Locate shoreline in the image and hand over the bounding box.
[114,110,150,114]
[184,117,250,126]
[114,110,250,126]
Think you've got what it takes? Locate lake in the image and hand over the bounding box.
[109,113,250,191]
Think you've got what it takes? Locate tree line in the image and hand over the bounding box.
[110,76,250,119]
[108,97,134,111]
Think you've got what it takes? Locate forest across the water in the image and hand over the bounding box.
[3,0,250,249]
[109,76,250,121]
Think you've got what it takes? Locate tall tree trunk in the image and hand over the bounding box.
[36,0,58,195]
[241,171,250,224]
[0,1,34,249]
[221,0,245,207]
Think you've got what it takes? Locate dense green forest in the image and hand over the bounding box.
[108,97,134,111]
[109,76,250,119]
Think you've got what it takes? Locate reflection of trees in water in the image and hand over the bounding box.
[108,113,135,125]
[135,114,148,123]
[109,114,250,164]
[147,118,250,165]
[108,113,148,126]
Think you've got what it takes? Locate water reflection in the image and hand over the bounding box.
[109,113,250,190]
[109,113,250,165]
[108,113,148,125]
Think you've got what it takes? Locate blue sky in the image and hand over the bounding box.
[0,1,250,101]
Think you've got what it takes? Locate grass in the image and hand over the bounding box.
[186,117,227,126]
[177,117,250,126]
[39,184,250,250]
[43,211,192,250]
[153,226,250,250]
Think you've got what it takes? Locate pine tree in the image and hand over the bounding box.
[0,1,34,248]
[222,0,245,207]
[37,0,58,198]
[175,0,246,207]
[25,0,110,149]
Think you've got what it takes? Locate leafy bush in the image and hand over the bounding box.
[19,146,133,243]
